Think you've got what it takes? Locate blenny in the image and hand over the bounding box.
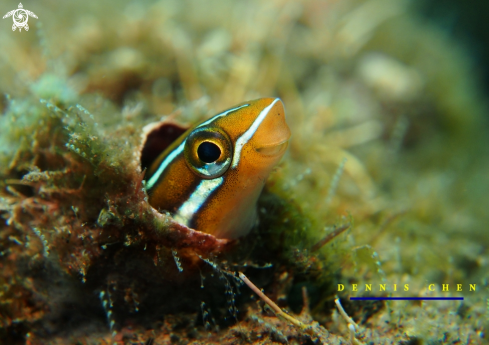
[144,98,290,240]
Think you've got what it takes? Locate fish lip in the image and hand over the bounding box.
[254,138,290,156]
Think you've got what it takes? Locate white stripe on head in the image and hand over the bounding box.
[146,104,249,190]
[173,177,224,226]
[146,140,186,190]
[231,98,280,169]
[196,104,250,129]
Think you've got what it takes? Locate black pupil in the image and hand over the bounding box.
[197,142,221,163]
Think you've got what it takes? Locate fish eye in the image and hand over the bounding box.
[184,127,233,179]
[197,141,221,163]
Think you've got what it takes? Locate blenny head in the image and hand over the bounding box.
[144,98,290,240]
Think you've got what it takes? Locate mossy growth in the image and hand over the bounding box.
[0,92,347,344]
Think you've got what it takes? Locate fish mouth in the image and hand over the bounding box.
[255,139,289,157]
[251,97,291,158]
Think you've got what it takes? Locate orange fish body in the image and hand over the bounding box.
[145,98,290,239]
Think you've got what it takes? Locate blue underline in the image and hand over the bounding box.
[350,297,463,301]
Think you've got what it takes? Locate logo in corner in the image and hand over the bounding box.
[3,3,38,32]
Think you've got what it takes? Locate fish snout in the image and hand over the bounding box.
[253,98,291,157]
